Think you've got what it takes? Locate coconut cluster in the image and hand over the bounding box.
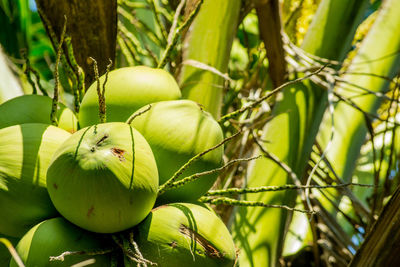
[0,66,236,266]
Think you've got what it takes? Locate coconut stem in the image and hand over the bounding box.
[118,21,150,61]
[167,0,186,45]
[117,35,136,66]
[63,37,80,112]
[126,104,152,124]
[49,248,114,262]
[65,37,85,110]
[50,15,67,126]
[29,65,47,96]
[157,0,204,69]
[199,196,315,214]
[0,238,24,267]
[148,0,168,41]
[102,59,113,113]
[22,50,37,95]
[21,49,47,96]
[158,131,241,196]
[112,234,156,266]
[90,58,112,124]
[205,182,375,196]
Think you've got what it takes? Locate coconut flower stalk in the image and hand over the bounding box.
[231,0,369,266]
[178,0,241,119]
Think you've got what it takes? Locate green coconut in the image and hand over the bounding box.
[78,66,182,127]
[0,123,71,237]
[47,122,159,233]
[0,234,19,267]
[134,203,236,267]
[130,99,224,203]
[10,217,113,267]
[0,95,78,133]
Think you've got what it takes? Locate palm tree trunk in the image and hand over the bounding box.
[178,0,241,118]
[35,0,117,87]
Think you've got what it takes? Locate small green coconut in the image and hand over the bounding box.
[130,99,224,203]
[78,66,182,127]
[0,95,78,133]
[10,217,113,267]
[47,122,159,233]
[134,203,237,267]
[0,123,71,237]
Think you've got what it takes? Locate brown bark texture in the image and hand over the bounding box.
[35,0,117,87]
[255,0,286,87]
[349,184,400,266]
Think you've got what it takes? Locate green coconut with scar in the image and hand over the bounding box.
[46,122,159,233]
[133,203,237,267]
[10,217,112,267]
[0,95,78,133]
[129,99,224,203]
[78,66,182,127]
[0,123,71,237]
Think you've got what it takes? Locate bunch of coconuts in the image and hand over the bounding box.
[0,66,237,266]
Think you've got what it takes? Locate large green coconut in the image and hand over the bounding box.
[130,99,224,203]
[134,203,237,267]
[47,122,159,233]
[10,217,113,267]
[78,66,182,127]
[0,123,71,237]
[0,95,78,133]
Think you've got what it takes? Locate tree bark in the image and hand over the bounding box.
[254,0,286,87]
[35,0,117,87]
[349,184,400,266]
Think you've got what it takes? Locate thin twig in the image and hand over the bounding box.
[126,104,152,124]
[89,57,108,124]
[50,16,67,126]
[334,92,400,127]
[118,7,163,47]
[305,72,336,215]
[158,131,241,195]
[71,259,96,267]
[23,54,37,94]
[64,37,80,112]
[167,155,262,190]
[0,238,24,267]
[199,196,315,214]
[21,49,47,96]
[50,248,114,261]
[206,183,375,196]
[167,0,186,44]
[158,0,204,68]
[118,22,151,57]
[117,35,136,66]
[65,36,85,103]
[149,0,168,40]
[219,65,328,123]
[182,59,233,82]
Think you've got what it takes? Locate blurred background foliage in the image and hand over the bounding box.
[0,0,54,93]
